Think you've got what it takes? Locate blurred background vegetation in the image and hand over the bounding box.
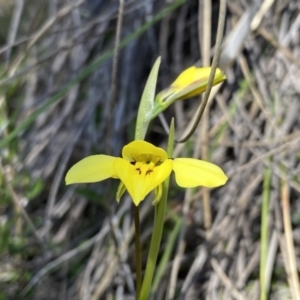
[0,0,300,299]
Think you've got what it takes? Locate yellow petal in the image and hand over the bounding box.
[114,158,173,206]
[172,158,227,188]
[122,140,167,162]
[65,155,117,185]
[171,67,226,100]
[172,66,204,88]
[151,67,226,120]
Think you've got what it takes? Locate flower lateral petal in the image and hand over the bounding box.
[172,158,227,188]
[114,158,173,206]
[65,155,117,185]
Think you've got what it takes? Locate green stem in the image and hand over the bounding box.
[134,206,142,300]
[139,119,175,300]
[260,163,271,300]
[139,180,169,300]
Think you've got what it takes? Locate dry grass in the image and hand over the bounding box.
[0,0,299,299]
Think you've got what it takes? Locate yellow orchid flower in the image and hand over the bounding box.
[151,66,226,119]
[160,66,225,101]
[65,140,227,206]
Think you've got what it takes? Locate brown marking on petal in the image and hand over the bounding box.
[155,160,162,166]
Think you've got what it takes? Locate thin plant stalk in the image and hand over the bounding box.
[200,0,212,232]
[260,164,271,300]
[177,0,226,143]
[150,216,182,297]
[281,173,300,300]
[134,206,142,299]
